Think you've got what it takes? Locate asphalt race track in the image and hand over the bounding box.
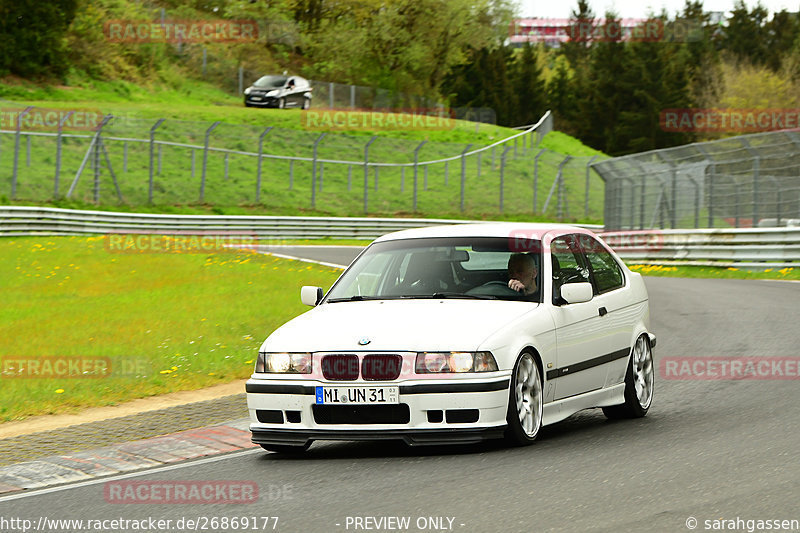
[1,246,798,533]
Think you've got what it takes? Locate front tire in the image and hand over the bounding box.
[505,352,543,446]
[603,335,654,419]
[278,97,286,109]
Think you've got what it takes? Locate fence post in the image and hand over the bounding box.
[350,85,356,109]
[123,141,128,173]
[12,106,33,199]
[256,127,273,203]
[329,82,335,108]
[533,148,546,213]
[363,136,377,213]
[238,66,243,96]
[149,119,165,204]
[311,132,326,208]
[54,111,74,199]
[556,156,572,219]
[224,153,229,180]
[199,121,221,202]
[374,166,378,191]
[460,144,472,212]
[695,144,714,227]
[413,141,427,211]
[741,140,760,227]
[585,155,599,219]
[499,146,512,213]
[202,47,207,76]
[289,160,294,190]
[93,115,113,204]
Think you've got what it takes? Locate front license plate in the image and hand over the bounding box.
[315,386,399,405]
[251,96,263,101]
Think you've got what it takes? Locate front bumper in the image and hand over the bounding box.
[246,374,511,446]
[244,96,279,107]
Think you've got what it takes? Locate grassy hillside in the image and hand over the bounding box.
[1,79,607,223]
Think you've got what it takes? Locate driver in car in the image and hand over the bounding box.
[507,253,539,299]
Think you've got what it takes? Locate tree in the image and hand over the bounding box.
[722,0,769,65]
[0,0,78,77]
[512,43,547,126]
[765,9,800,71]
[562,0,595,69]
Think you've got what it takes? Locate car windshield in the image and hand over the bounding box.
[253,75,287,88]
[325,237,542,303]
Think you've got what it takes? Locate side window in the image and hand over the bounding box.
[579,234,624,294]
[550,234,589,304]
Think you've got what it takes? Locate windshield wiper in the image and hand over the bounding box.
[326,295,376,302]
[429,292,497,300]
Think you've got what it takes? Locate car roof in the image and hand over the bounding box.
[373,222,596,242]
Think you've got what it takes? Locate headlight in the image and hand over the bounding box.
[265,90,279,97]
[415,352,498,373]
[244,87,252,95]
[256,352,312,374]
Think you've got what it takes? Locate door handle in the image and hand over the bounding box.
[598,307,608,317]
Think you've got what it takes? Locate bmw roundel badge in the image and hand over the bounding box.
[358,337,371,346]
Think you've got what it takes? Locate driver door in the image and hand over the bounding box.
[548,234,607,400]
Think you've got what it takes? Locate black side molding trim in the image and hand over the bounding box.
[546,347,630,381]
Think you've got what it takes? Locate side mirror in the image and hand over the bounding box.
[301,286,323,306]
[560,282,593,304]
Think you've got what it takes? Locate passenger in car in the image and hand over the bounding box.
[507,253,539,299]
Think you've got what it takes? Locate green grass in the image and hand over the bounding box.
[628,263,800,280]
[0,235,343,422]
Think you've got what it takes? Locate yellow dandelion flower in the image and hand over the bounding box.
[55,389,65,394]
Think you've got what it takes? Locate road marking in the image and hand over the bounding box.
[0,448,262,502]
[260,251,347,270]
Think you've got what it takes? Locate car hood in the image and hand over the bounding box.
[261,299,538,353]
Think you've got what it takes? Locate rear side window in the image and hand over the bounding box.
[579,235,624,294]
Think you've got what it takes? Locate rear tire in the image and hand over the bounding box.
[302,98,311,110]
[259,443,310,454]
[603,335,654,419]
[504,352,543,446]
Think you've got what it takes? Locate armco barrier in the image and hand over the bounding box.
[0,206,478,239]
[600,227,800,268]
[1,206,796,267]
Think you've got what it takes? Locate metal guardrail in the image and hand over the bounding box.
[0,206,481,239]
[2,206,795,267]
[600,227,800,268]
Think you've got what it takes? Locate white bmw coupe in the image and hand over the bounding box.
[246,223,656,453]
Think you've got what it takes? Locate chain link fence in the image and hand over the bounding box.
[0,107,606,219]
[593,131,800,230]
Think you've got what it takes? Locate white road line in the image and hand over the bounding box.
[0,448,262,502]
[261,251,347,270]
